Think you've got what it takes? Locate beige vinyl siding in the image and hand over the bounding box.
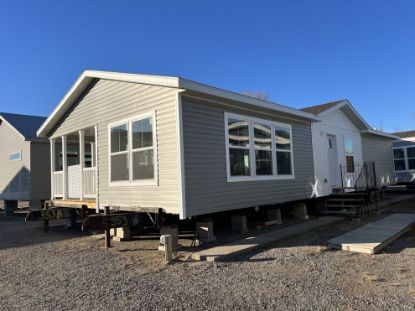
[0,122,31,201]
[362,135,395,187]
[48,79,181,214]
[181,96,314,217]
[29,141,51,204]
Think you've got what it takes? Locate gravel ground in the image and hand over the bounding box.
[1,199,415,310]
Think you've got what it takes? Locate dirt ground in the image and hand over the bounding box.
[1,198,415,310]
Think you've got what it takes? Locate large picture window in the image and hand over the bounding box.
[394,146,415,172]
[109,113,157,185]
[225,113,294,181]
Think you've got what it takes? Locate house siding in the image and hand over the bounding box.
[311,109,364,197]
[181,96,314,217]
[29,141,51,205]
[48,79,182,214]
[362,135,395,187]
[0,121,31,201]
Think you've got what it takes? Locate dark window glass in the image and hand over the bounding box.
[229,149,250,176]
[228,118,250,147]
[254,123,271,149]
[407,147,415,158]
[277,151,292,175]
[393,148,405,159]
[133,150,154,180]
[132,118,153,149]
[275,126,291,150]
[394,160,406,171]
[111,124,128,153]
[255,150,273,175]
[346,156,355,173]
[408,159,415,170]
[111,153,129,181]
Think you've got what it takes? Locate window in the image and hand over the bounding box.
[393,148,405,171]
[225,113,294,181]
[408,147,415,170]
[275,126,292,175]
[228,118,250,176]
[344,137,354,173]
[109,113,157,185]
[9,151,21,161]
[254,123,272,175]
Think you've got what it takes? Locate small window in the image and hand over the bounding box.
[254,123,272,175]
[110,123,129,182]
[132,118,155,180]
[228,118,251,176]
[344,137,354,173]
[346,156,355,173]
[275,126,292,175]
[408,147,415,170]
[9,151,21,161]
[393,148,406,171]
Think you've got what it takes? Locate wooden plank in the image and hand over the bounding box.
[50,199,96,209]
[192,216,344,261]
[327,213,415,254]
[25,208,71,221]
[82,213,144,230]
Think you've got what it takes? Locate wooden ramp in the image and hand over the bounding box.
[192,216,344,262]
[327,213,415,254]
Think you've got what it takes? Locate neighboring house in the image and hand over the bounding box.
[300,100,397,197]
[0,112,50,210]
[392,130,415,184]
[37,70,319,219]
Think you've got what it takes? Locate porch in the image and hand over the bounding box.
[50,127,98,204]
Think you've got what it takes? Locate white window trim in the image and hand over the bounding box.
[224,112,295,182]
[9,150,22,162]
[393,146,415,173]
[108,111,158,187]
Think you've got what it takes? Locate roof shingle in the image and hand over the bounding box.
[0,112,47,140]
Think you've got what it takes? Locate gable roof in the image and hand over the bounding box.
[300,100,346,115]
[0,112,47,141]
[301,99,398,140]
[37,70,319,137]
[393,130,415,139]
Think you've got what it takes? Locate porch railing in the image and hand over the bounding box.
[52,168,96,199]
[83,167,96,198]
[53,171,64,197]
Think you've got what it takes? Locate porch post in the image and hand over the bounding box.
[94,125,99,212]
[62,135,68,200]
[50,138,55,200]
[79,130,85,200]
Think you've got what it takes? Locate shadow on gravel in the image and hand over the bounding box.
[0,215,88,251]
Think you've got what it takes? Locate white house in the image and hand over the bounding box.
[301,100,397,197]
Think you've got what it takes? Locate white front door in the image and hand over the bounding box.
[327,135,340,187]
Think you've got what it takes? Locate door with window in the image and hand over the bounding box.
[327,135,340,187]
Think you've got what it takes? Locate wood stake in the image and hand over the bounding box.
[104,206,111,248]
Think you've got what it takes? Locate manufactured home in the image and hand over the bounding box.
[300,100,397,198]
[37,70,320,220]
[392,130,415,184]
[0,112,50,211]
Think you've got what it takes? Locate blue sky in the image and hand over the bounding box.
[0,0,414,132]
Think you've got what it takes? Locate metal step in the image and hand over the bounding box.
[326,198,364,202]
[325,204,360,209]
[321,210,357,217]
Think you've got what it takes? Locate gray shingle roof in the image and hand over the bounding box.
[0,112,47,141]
